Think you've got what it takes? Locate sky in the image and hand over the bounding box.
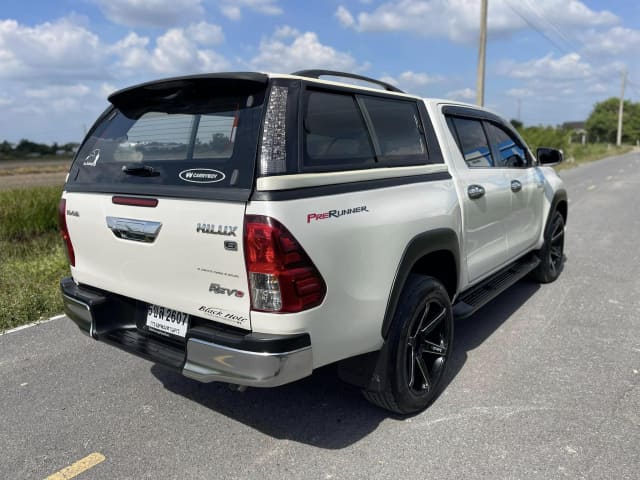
[1,0,639,144]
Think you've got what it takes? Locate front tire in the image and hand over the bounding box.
[363,275,453,414]
[532,210,565,283]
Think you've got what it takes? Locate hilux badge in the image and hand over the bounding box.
[196,223,238,236]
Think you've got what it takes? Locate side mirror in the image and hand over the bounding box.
[537,147,564,166]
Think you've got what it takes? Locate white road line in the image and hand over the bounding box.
[0,314,64,336]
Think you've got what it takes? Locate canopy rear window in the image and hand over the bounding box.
[66,76,267,199]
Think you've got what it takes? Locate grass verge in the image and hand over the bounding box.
[0,186,69,332]
[559,144,634,170]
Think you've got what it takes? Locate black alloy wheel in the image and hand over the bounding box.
[362,275,453,414]
[532,210,565,283]
[405,298,450,395]
[547,213,565,278]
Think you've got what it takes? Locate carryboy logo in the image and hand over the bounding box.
[179,169,226,184]
[196,224,238,236]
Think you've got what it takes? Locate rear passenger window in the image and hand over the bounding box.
[360,96,426,164]
[484,122,529,168]
[449,117,493,167]
[303,90,375,169]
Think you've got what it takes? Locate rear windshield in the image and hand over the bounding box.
[67,78,266,199]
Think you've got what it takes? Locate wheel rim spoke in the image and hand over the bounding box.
[407,346,416,388]
[414,303,431,334]
[551,230,564,242]
[416,355,431,390]
[419,307,445,336]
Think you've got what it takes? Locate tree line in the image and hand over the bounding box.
[0,139,78,159]
[511,96,640,153]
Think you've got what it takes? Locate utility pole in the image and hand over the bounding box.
[476,0,488,106]
[616,66,627,147]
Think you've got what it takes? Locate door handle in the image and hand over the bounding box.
[106,217,162,243]
[468,184,485,199]
[511,180,522,193]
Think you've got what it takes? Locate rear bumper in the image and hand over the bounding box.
[60,277,312,387]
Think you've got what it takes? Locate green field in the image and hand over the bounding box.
[0,186,69,332]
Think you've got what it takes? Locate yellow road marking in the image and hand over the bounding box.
[45,452,105,480]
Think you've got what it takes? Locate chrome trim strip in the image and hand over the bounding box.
[256,164,449,191]
[61,294,94,337]
[183,338,313,387]
[106,216,162,243]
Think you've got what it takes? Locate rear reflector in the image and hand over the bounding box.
[112,196,159,207]
[244,215,326,313]
[58,199,75,267]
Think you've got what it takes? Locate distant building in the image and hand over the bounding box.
[563,121,586,144]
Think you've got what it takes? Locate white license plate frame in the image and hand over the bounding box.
[145,304,190,338]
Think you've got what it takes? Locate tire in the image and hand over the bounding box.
[363,275,454,414]
[532,210,565,283]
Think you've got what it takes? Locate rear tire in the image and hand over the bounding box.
[532,210,565,283]
[363,275,453,414]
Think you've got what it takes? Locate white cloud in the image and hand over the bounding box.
[0,18,103,80]
[586,83,609,94]
[446,87,476,101]
[109,23,229,75]
[250,28,365,73]
[25,84,91,99]
[581,26,640,56]
[186,22,224,45]
[381,70,443,93]
[499,53,592,80]
[506,88,533,98]
[335,6,355,28]
[219,0,282,20]
[273,25,300,39]
[336,0,617,44]
[96,0,204,28]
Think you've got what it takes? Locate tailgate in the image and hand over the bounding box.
[61,75,270,331]
[64,192,251,329]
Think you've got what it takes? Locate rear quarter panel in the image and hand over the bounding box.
[247,179,461,368]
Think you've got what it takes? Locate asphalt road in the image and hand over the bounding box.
[2,153,639,479]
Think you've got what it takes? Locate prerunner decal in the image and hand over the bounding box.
[307,206,369,223]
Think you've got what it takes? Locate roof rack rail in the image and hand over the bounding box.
[291,70,405,94]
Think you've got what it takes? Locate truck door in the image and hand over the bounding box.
[445,115,511,283]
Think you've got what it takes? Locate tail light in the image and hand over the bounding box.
[244,215,326,313]
[58,198,75,266]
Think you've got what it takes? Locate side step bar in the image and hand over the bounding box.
[453,254,540,319]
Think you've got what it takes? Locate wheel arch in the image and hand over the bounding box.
[547,189,568,230]
[381,228,460,339]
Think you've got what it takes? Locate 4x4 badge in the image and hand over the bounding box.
[196,223,238,236]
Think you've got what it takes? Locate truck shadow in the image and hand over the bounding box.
[151,280,541,449]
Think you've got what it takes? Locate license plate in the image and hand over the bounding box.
[146,304,189,338]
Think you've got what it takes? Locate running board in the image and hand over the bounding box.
[453,254,540,319]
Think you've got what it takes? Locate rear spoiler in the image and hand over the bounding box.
[108,72,270,113]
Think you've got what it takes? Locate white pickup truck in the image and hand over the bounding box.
[59,70,567,413]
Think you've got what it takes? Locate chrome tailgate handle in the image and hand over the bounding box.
[106,217,162,243]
